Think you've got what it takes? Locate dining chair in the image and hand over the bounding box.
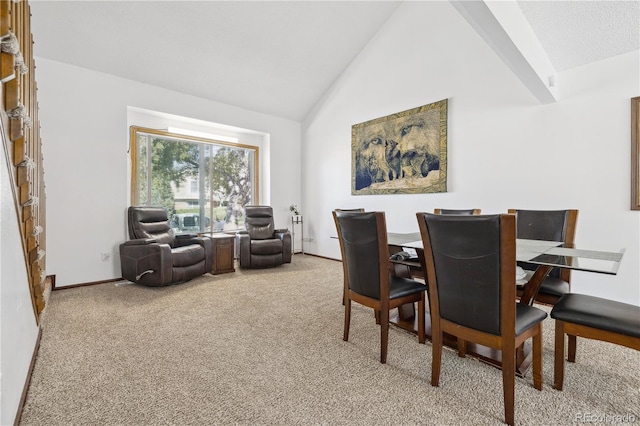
[433,208,481,215]
[334,208,365,213]
[550,293,640,391]
[333,210,427,363]
[417,212,547,426]
[334,208,365,305]
[434,208,482,356]
[508,209,578,306]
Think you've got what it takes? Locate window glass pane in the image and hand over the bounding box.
[137,135,150,205]
[132,128,258,234]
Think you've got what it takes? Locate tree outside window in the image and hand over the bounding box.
[131,127,258,233]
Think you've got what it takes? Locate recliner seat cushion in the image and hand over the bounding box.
[171,244,205,267]
[250,239,283,255]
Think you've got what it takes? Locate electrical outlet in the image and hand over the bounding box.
[302,237,314,242]
[101,252,111,261]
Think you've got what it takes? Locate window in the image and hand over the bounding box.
[130,126,259,233]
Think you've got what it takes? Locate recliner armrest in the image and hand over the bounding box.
[236,232,251,267]
[275,229,292,263]
[176,233,198,239]
[123,238,157,246]
[119,242,172,286]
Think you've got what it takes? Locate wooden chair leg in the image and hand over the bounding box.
[417,296,426,344]
[532,326,543,390]
[343,299,351,342]
[502,345,516,426]
[375,310,381,325]
[431,331,443,386]
[567,334,577,363]
[380,308,389,364]
[554,320,565,391]
[457,339,467,357]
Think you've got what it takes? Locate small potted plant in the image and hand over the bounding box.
[289,204,302,224]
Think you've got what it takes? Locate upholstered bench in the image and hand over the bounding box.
[550,293,640,390]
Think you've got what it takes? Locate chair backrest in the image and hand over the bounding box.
[508,209,578,280]
[508,209,577,243]
[434,208,481,215]
[333,211,388,301]
[334,208,365,213]
[245,205,276,240]
[417,213,516,336]
[128,206,176,245]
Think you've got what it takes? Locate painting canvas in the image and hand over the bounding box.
[352,99,447,195]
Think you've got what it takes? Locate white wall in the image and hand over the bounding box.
[36,58,302,287]
[301,1,640,305]
[126,107,270,207]
[0,146,39,424]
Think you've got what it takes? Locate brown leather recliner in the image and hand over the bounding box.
[236,206,292,268]
[119,206,214,286]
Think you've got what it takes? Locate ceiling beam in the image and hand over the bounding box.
[452,0,558,104]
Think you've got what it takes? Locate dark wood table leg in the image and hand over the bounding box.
[519,265,553,306]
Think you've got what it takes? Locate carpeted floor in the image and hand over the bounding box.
[19,255,639,425]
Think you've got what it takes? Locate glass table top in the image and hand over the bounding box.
[516,239,624,275]
[387,233,624,275]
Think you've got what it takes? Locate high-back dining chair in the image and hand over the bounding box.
[433,208,481,215]
[334,208,365,213]
[550,293,640,391]
[417,212,547,426]
[434,208,482,356]
[333,210,427,363]
[334,209,365,304]
[508,209,578,306]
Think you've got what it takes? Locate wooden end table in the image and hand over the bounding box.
[207,234,236,274]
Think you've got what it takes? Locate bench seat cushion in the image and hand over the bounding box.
[551,293,640,338]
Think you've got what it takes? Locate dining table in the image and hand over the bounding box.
[386,232,625,376]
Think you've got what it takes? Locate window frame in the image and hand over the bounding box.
[129,125,260,222]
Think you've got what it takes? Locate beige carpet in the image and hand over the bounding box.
[20,255,639,425]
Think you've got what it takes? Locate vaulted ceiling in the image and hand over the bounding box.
[29,1,640,122]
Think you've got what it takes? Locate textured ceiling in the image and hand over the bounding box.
[517,0,640,71]
[28,1,640,122]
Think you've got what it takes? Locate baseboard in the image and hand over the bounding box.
[13,326,42,426]
[297,252,341,262]
[52,276,125,291]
